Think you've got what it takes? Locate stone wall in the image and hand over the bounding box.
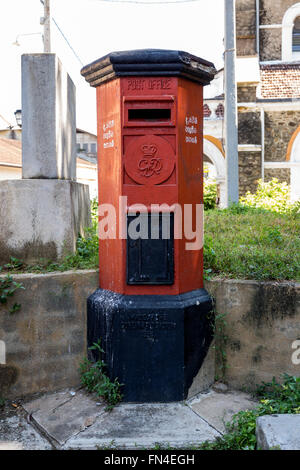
[237,85,257,103]
[1,270,299,398]
[236,0,257,56]
[206,279,300,391]
[0,270,98,398]
[264,110,300,162]
[260,0,296,25]
[259,28,282,61]
[239,151,262,195]
[259,0,297,61]
[238,112,261,145]
[264,168,291,183]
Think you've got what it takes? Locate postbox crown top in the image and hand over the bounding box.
[81,49,216,87]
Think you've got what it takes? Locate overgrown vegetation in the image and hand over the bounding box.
[0,266,24,314]
[199,374,300,450]
[203,179,218,210]
[79,340,123,411]
[240,178,300,215]
[204,204,299,281]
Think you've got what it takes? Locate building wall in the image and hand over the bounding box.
[236,0,257,56]
[264,167,291,183]
[264,110,300,161]
[234,1,300,195]
[259,0,300,61]
[0,129,22,141]
[76,162,98,199]
[259,29,282,61]
[260,0,297,24]
[239,151,262,194]
[0,166,21,179]
[0,161,97,199]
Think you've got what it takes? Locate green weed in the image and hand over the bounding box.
[79,340,123,411]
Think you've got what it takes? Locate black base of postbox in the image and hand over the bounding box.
[87,289,214,402]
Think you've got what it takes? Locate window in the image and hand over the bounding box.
[293,16,300,51]
[203,104,211,118]
[215,103,224,119]
[282,3,300,61]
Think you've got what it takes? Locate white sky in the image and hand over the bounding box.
[0,0,224,134]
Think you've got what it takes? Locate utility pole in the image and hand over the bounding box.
[224,0,239,205]
[41,0,51,52]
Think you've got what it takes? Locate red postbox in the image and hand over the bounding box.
[82,50,216,402]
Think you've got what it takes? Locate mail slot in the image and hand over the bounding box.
[124,96,176,127]
[82,49,216,402]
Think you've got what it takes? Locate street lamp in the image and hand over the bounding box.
[12,32,43,47]
[14,110,22,128]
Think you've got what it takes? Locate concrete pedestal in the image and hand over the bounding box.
[0,179,90,264]
[87,288,214,402]
[22,54,76,180]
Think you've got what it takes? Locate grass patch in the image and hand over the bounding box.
[199,374,300,450]
[204,205,300,281]
[79,340,122,411]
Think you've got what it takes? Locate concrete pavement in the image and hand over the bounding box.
[0,385,258,450]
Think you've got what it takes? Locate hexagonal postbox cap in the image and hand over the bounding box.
[81,49,217,87]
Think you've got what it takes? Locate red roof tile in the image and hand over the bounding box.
[260,63,300,99]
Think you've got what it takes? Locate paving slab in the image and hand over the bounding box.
[23,390,106,446]
[0,414,52,450]
[256,414,300,450]
[23,389,75,415]
[188,389,258,433]
[63,403,221,450]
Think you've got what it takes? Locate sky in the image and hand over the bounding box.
[0,0,224,134]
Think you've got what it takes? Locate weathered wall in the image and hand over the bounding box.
[259,0,297,61]
[264,167,291,183]
[0,270,299,398]
[206,279,300,391]
[0,270,98,398]
[259,28,282,61]
[238,112,261,145]
[260,0,296,25]
[236,0,257,56]
[238,151,262,195]
[237,85,257,102]
[238,110,262,195]
[265,110,300,161]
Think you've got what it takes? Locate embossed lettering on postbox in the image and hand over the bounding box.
[124,135,175,186]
